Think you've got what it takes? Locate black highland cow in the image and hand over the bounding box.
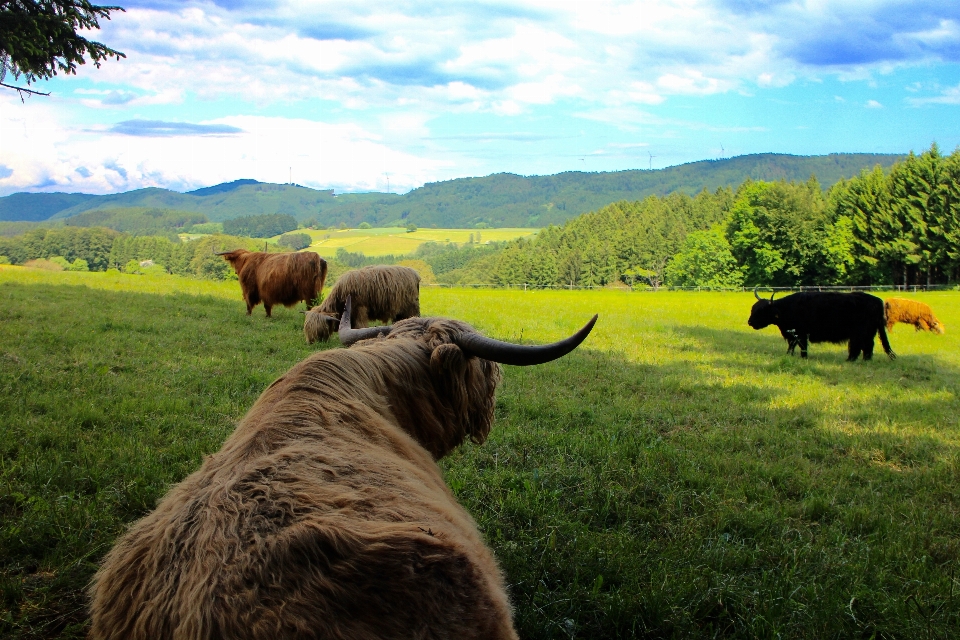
[748,289,895,361]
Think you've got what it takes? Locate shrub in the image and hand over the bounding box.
[141,263,168,276]
[358,222,372,229]
[0,255,10,265]
[187,222,224,235]
[23,258,63,271]
[396,259,437,284]
[278,232,312,251]
[222,214,297,238]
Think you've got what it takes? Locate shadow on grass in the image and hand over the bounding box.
[457,326,960,639]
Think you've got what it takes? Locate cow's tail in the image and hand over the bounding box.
[878,322,896,360]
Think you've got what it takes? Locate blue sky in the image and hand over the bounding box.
[2,0,959,196]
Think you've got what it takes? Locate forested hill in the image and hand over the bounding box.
[0,153,903,227]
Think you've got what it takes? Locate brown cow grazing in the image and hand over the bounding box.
[219,249,327,317]
[885,298,945,334]
[89,296,598,640]
[303,264,420,343]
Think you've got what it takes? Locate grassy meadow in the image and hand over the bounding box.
[299,226,537,257]
[1,265,959,638]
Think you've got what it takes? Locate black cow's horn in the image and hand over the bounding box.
[754,286,762,301]
[770,290,776,301]
[454,314,598,366]
[339,296,393,345]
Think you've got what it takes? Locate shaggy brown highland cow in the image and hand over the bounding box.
[219,249,328,316]
[884,297,945,333]
[89,296,598,640]
[303,264,421,343]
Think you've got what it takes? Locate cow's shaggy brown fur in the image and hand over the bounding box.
[884,297,945,334]
[304,265,420,343]
[221,249,328,317]
[89,316,520,640]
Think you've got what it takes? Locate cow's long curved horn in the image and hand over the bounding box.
[338,296,393,345]
[454,314,598,366]
[754,286,762,301]
[770,290,776,301]
[215,251,232,256]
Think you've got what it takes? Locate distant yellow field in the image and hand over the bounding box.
[300,227,537,257]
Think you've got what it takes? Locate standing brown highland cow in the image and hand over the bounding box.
[89,296,598,640]
[884,297,945,334]
[219,249,328,316]
[303,264,421,343]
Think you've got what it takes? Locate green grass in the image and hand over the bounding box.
[2,267,959,638]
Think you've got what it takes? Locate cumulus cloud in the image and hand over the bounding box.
[4,1,958,195]
[0,93,445,196]
[83,1,960,114]
[908,82,960,105]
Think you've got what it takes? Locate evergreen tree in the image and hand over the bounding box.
[0,0,125,96]
[938,148,960,282]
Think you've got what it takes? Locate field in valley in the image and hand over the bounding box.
[1,265,959,638]
[299,226,537,257]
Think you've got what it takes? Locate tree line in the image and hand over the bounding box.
[0,227,282,280]
[442,144,960,288]
[2,144,957,289]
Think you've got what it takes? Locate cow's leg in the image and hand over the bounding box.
[847,338,862,361]
[799,334,808,359]
[862,336,875,360]
[245,288,260,316]
[393,308,416,322]
[264,303,272,317]
[784,329,797,355]
[353,307,370,329]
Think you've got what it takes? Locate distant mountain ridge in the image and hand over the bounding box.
[0,153,905,228]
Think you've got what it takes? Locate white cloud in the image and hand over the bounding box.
[657,71,727,96]
[65,1,960,117]
[866,99,884,108]
[907,82,960,105]
[0,94,445,195]
[4,1,958,195]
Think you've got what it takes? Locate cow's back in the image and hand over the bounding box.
[780,292,883,342]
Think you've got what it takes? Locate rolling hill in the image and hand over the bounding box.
[0,153,904,228]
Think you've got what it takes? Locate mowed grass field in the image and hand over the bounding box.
[1,265,959,638]
[300,227,537,257]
